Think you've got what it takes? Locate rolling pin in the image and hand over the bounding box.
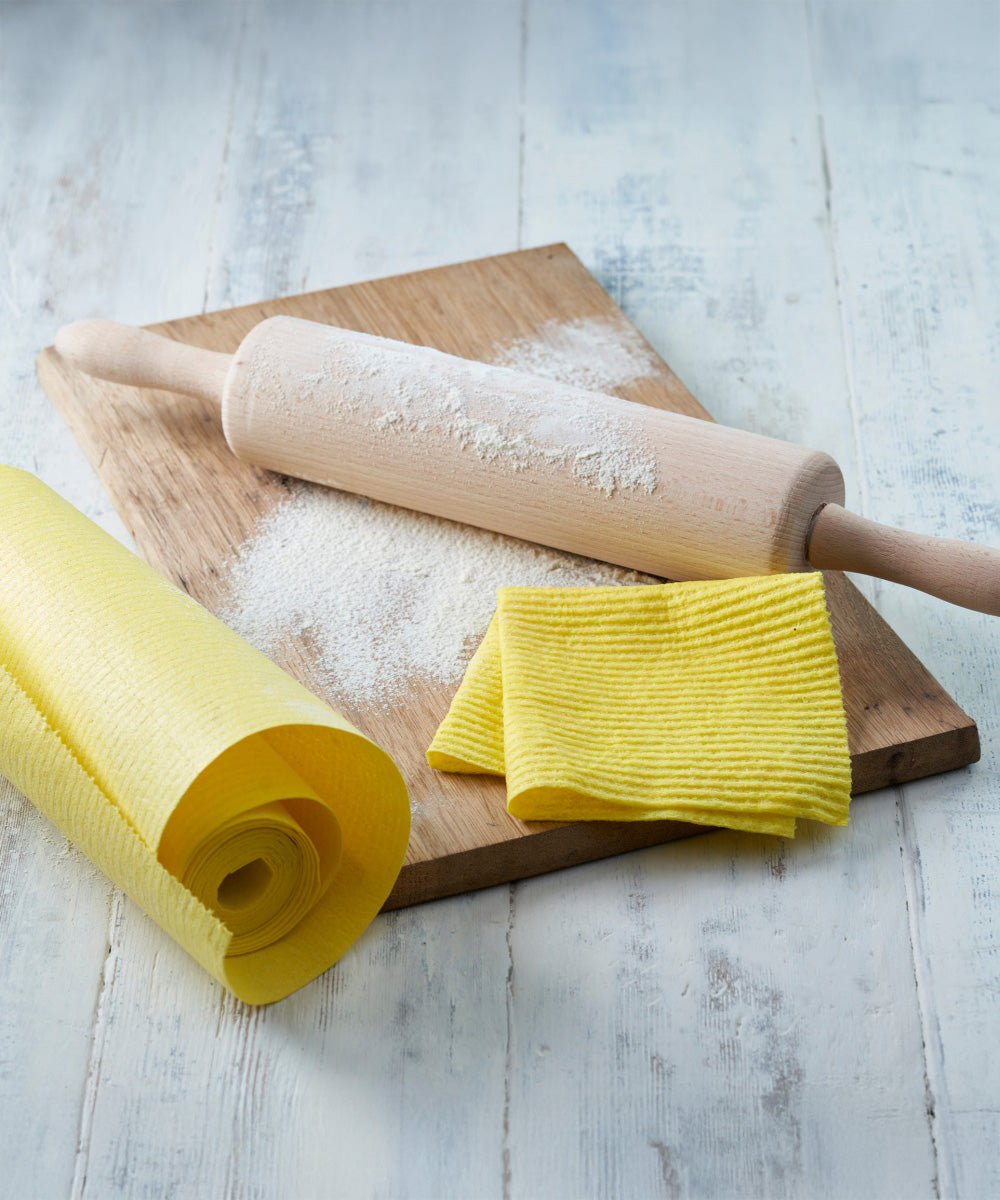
[55,316,1000,616]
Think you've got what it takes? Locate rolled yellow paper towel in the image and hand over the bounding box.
[0,466,409,1004]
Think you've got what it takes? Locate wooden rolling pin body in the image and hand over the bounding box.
[223,317,843,581]
[55,316,1000,614]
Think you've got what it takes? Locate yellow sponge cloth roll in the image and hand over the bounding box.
[428,575,851,837]
[0,467,410,1005]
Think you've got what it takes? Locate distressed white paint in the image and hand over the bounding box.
[0,1,997,1197]
[514,3,945,1194]
[809,5,1000,1196]
[200,0,522,310]
[0,6,246,1196]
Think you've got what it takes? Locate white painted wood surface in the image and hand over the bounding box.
[0,1,997,1196]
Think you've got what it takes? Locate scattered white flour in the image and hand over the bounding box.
[489,315,663,394]
[218,482,649,708]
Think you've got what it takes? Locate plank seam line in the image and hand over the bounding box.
[70,892,124,1200]
[501,882,515,1200]
[802,0,872,523]
[895,786,947,1199]
[516,0,529,251]
[201,1,250,316]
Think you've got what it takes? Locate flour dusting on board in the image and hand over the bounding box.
[218,483,649,707]
[488,315,663,393]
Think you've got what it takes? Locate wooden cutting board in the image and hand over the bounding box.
[36,244,980,908]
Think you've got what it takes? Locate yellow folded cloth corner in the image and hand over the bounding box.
[428,575,851,837]
[0,466,410,1004]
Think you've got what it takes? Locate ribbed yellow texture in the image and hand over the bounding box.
[428,575,851,836]
[0,467,410,1005]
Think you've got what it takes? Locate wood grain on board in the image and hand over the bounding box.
[36,244,980,907]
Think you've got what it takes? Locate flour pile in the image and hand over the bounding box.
[218,484,647,707]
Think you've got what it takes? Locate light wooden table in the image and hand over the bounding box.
[1,3,997,1197]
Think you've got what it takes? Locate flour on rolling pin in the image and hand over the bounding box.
[241,319,660,498]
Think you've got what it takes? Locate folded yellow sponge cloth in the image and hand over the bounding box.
[428,574,851,837]
[0,466,410,1004]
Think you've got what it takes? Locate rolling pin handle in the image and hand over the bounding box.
[807,503,1000,616]
[54,319,231,410]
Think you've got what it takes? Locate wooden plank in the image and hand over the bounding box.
[508,4,955,1196]
[0,5,248,1199]
[198,0,522,310]
[38,243,978,909]
[38,8,524,1200]
[810,2,1000,1195]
